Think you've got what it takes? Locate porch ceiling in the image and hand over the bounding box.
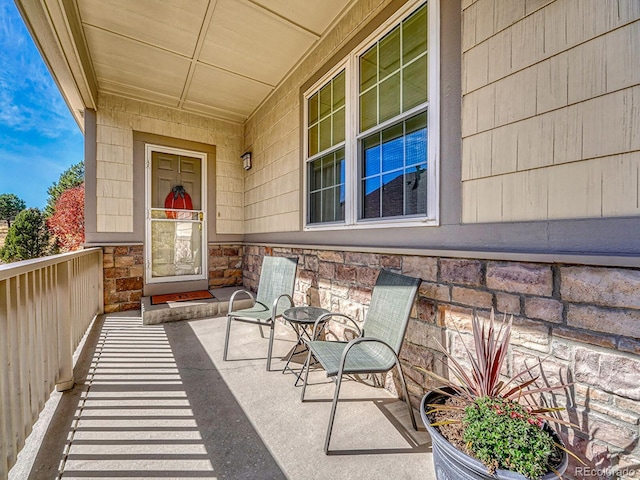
[18,0,356,126]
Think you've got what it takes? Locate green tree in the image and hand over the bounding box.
[0,208,50,262]
[44,161,84,217]
[0,193,26,227]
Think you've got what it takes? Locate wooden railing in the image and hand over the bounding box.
[0,248,103,478]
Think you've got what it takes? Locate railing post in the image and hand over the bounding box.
[55,261,74,392]
[0,248,102,475]
[98,248,104,315]
[0,279,10,479]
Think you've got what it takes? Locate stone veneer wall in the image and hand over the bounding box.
[243,245,640,477]
[103,244,243,311]
[103,245,144,313]
[208,245,243,288]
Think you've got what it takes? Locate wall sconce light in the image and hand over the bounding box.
[241,151,252,170]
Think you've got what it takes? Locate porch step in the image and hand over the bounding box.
[141,286,254,325]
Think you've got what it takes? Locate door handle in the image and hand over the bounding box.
[199,212,204,221]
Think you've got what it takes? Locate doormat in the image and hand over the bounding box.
[151,290,214,305]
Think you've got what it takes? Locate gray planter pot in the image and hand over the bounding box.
[420,389,568,480]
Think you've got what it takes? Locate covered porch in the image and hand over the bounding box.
[7,0,640,477]
[12,310,432,479]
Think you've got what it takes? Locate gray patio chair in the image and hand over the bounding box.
[300,269,421,453]
[223,256,298,371]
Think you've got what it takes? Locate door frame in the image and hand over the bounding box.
[144,143,208,284]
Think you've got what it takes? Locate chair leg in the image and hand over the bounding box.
[396,361,417,431]
[266,322,275,371]
[223,315,233,361]
[324,373,344,454]
[300,349,312,402]
[293,346,308,387]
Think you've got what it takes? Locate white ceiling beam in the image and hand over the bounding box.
[244,0,321,40]
[179,0,219,108]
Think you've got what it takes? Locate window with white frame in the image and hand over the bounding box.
[304,1,437,228]
[307,71,346,224]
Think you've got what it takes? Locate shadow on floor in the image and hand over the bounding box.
[164,319,286,479]
[26,313,285,480]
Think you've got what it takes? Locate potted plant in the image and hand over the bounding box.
[420,310,581,480]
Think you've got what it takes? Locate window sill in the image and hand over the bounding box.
[304,217,438,231]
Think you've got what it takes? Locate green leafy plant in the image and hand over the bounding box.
[464,396,557,478]
[421,310,581,479]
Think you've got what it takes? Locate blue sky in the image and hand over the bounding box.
[0,0,84,209]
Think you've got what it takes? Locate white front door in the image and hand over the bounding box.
[145,144,207,284]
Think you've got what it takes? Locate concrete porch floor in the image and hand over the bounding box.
[13,311,435,480]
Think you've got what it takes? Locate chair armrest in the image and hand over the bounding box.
[311,312,362,340]
[338,337,398,376]
[229,289,255,313]
[271,294,294,321]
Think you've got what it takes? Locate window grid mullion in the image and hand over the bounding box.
[306,142,346,165]
[376,43,380,130]
[330,82,334,147]
[347,54,357,226]
[379,130,383,219]
[356,104,427,141]
[399,17,404,124]
[403,120,407,216]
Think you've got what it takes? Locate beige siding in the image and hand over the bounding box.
[242,0,396,234]
[462,0,640,223]
[95,93,244,234]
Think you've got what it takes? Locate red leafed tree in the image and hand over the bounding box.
[48,184,85,252]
